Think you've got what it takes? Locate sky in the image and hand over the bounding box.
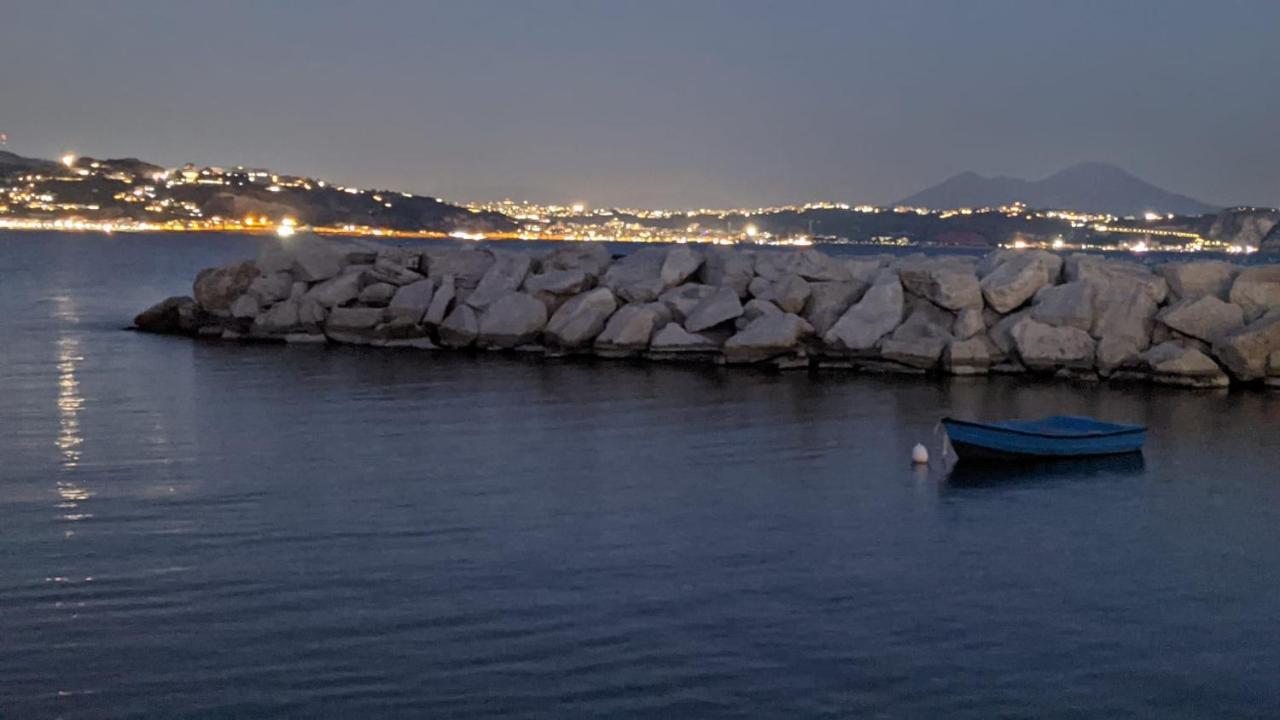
[2,0,1279,209]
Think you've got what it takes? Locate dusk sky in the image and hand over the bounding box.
[3,0,1278,209]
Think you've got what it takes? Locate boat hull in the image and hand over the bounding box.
[942,416,1146,461]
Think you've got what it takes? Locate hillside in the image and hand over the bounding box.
[898,162,1219,216]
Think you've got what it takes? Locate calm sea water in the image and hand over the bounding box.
[2,232,1279,719]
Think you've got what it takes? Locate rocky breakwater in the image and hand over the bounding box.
[135,233,1280,390]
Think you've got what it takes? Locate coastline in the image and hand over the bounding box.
[133,233,1280,390]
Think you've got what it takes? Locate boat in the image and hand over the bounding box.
[940,415,1146,462]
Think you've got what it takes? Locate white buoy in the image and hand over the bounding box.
[911,443,929,464]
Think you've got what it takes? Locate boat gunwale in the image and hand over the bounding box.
[940,416,1146,440]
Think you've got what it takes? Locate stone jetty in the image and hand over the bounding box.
[135,233,1280,390]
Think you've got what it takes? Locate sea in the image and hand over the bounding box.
[2,231,1279,718]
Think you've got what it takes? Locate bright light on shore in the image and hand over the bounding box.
[745,223,759,238]
[276,222,296,238]
[61,153,77,168]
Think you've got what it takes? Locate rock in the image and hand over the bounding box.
[193,261,258,313]
[649,323,721,353]
[879,301,953,369]
[466,253,532,310]
[723,313,814,364]
[1269,350,1280,378]
[252,299,301,335]
[1031,281,1095,331]
[698,248,755,297]
[1229,265,1280,322]
[326,306,384,330]
[423,275,456,326]
[802,281,866,336]
[602,247,668,303]
[987,309,1032,358]
[1156,296,1244,343]
[422,247,495,290]
[823,279,905,354]
[303,272,363,308]
[366,257,425,287]
[229,294,260,320]
[953,307,985,339]
[1095,336,1143,375]
[284,332,326,345]
[1011,318,1096,370]
[476,292,548,349]
[134,296,203,335]
[358,282,397,307]
[750,274,811,314]
[1212,311,1280,381]
[595,304,660,356]
[980,252,1056,312]
[289,281,308,301]
[373,244,422,269]
[1064,254,1167,304]
[523,268,589,296]
[1157,260,1238,300]
[660,246,703,286]
[944,337,991,375]
[843,257,887,285]
[1207,208,1280,248]
[792,249,851,282]
[1142,342,1230,388]
[387,279,435,321]
[539,243,612,279]
[741,298,783,325]
[898,262,982,311]
[256,233,352,282]
[545,287,617,348]
[298,299,327,328]
[246,272,294,305]
[438,304,480,348]
[684,287,745,332]
[1091,283,1158,349]
[659,284,718,323]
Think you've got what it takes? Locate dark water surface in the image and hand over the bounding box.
[3,232,1280,718]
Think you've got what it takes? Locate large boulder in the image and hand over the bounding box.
[658,284,718,323]
[1156,296,1244,343]
[358,282,397,307]
[256,233,356,282]
[326,306,384,330]
[476,292,547,349]
[246,272,294,305]
[723,313,814,364]
[437,304,480,348]
[698,248,755,297]
[879,301,953,369]
[823,279,905,354]
[803,281,867,337]
[595,304,660,356]
[1091,283,1158,349]
[649,323,721,354]
[898,262,982,311]
[1228,266,1280,322]
[749,274,811,314]
[423,275,456,326]
[986,309,1031,358]
[1011,318,1096,370]
[1212,312,1280,381]
[422,247,495,290]
[229,294,260,320]
[523,268,590,296]
[252,299,301,335]
[1064,254,1167,304]
[1157,260,1238,300]
[660,246,703,286]
[1142,342,1230,388]
[602,247,668,303]
[545,287,618,348]
[1096,336,1143,376]
[952,307,985,339]
[944,337,993,375]
[365,257,425,287]
[387,279,435,321]
[303,271,363,308]
[539,243,612,280]
[843,257,889,284]
[684,287,745,332]
[1207,208,1280,248]
[792,249,851,282]
[1031,281,1095,331]
[466,252,532,310]
[193,261,258,313]
[134,296,204,335]
[980,252,1057,313]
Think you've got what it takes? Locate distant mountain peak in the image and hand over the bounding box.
[899,163,1218,216]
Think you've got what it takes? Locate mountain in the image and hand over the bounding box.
[0,149,60,174]
[897,162,1219,216]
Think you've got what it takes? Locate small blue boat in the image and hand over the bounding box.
[941,415,1146,461]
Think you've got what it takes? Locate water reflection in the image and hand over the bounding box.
[945,452,1147,488]
[52,293,92,523]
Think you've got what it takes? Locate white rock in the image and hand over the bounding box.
[304,272,363,308]
[1158,260,1238,300]
[476,292,548,349]
[387,279,435,321]
[1212,311,1280,380]
[1156,296,1244,343]
[1031,281,1095,331]
[423,275,456,326]
[823,279,905,354]
[466,253,533,310]
[438,304,480,347]
[1229,265,1280,322]
[595,304,659,356]
[660,246,703,286]
[649,323,721,352]
[684,287,745,333]
[545,287,618,348]
[723,313,814,364]
[1011,318,1096,370]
